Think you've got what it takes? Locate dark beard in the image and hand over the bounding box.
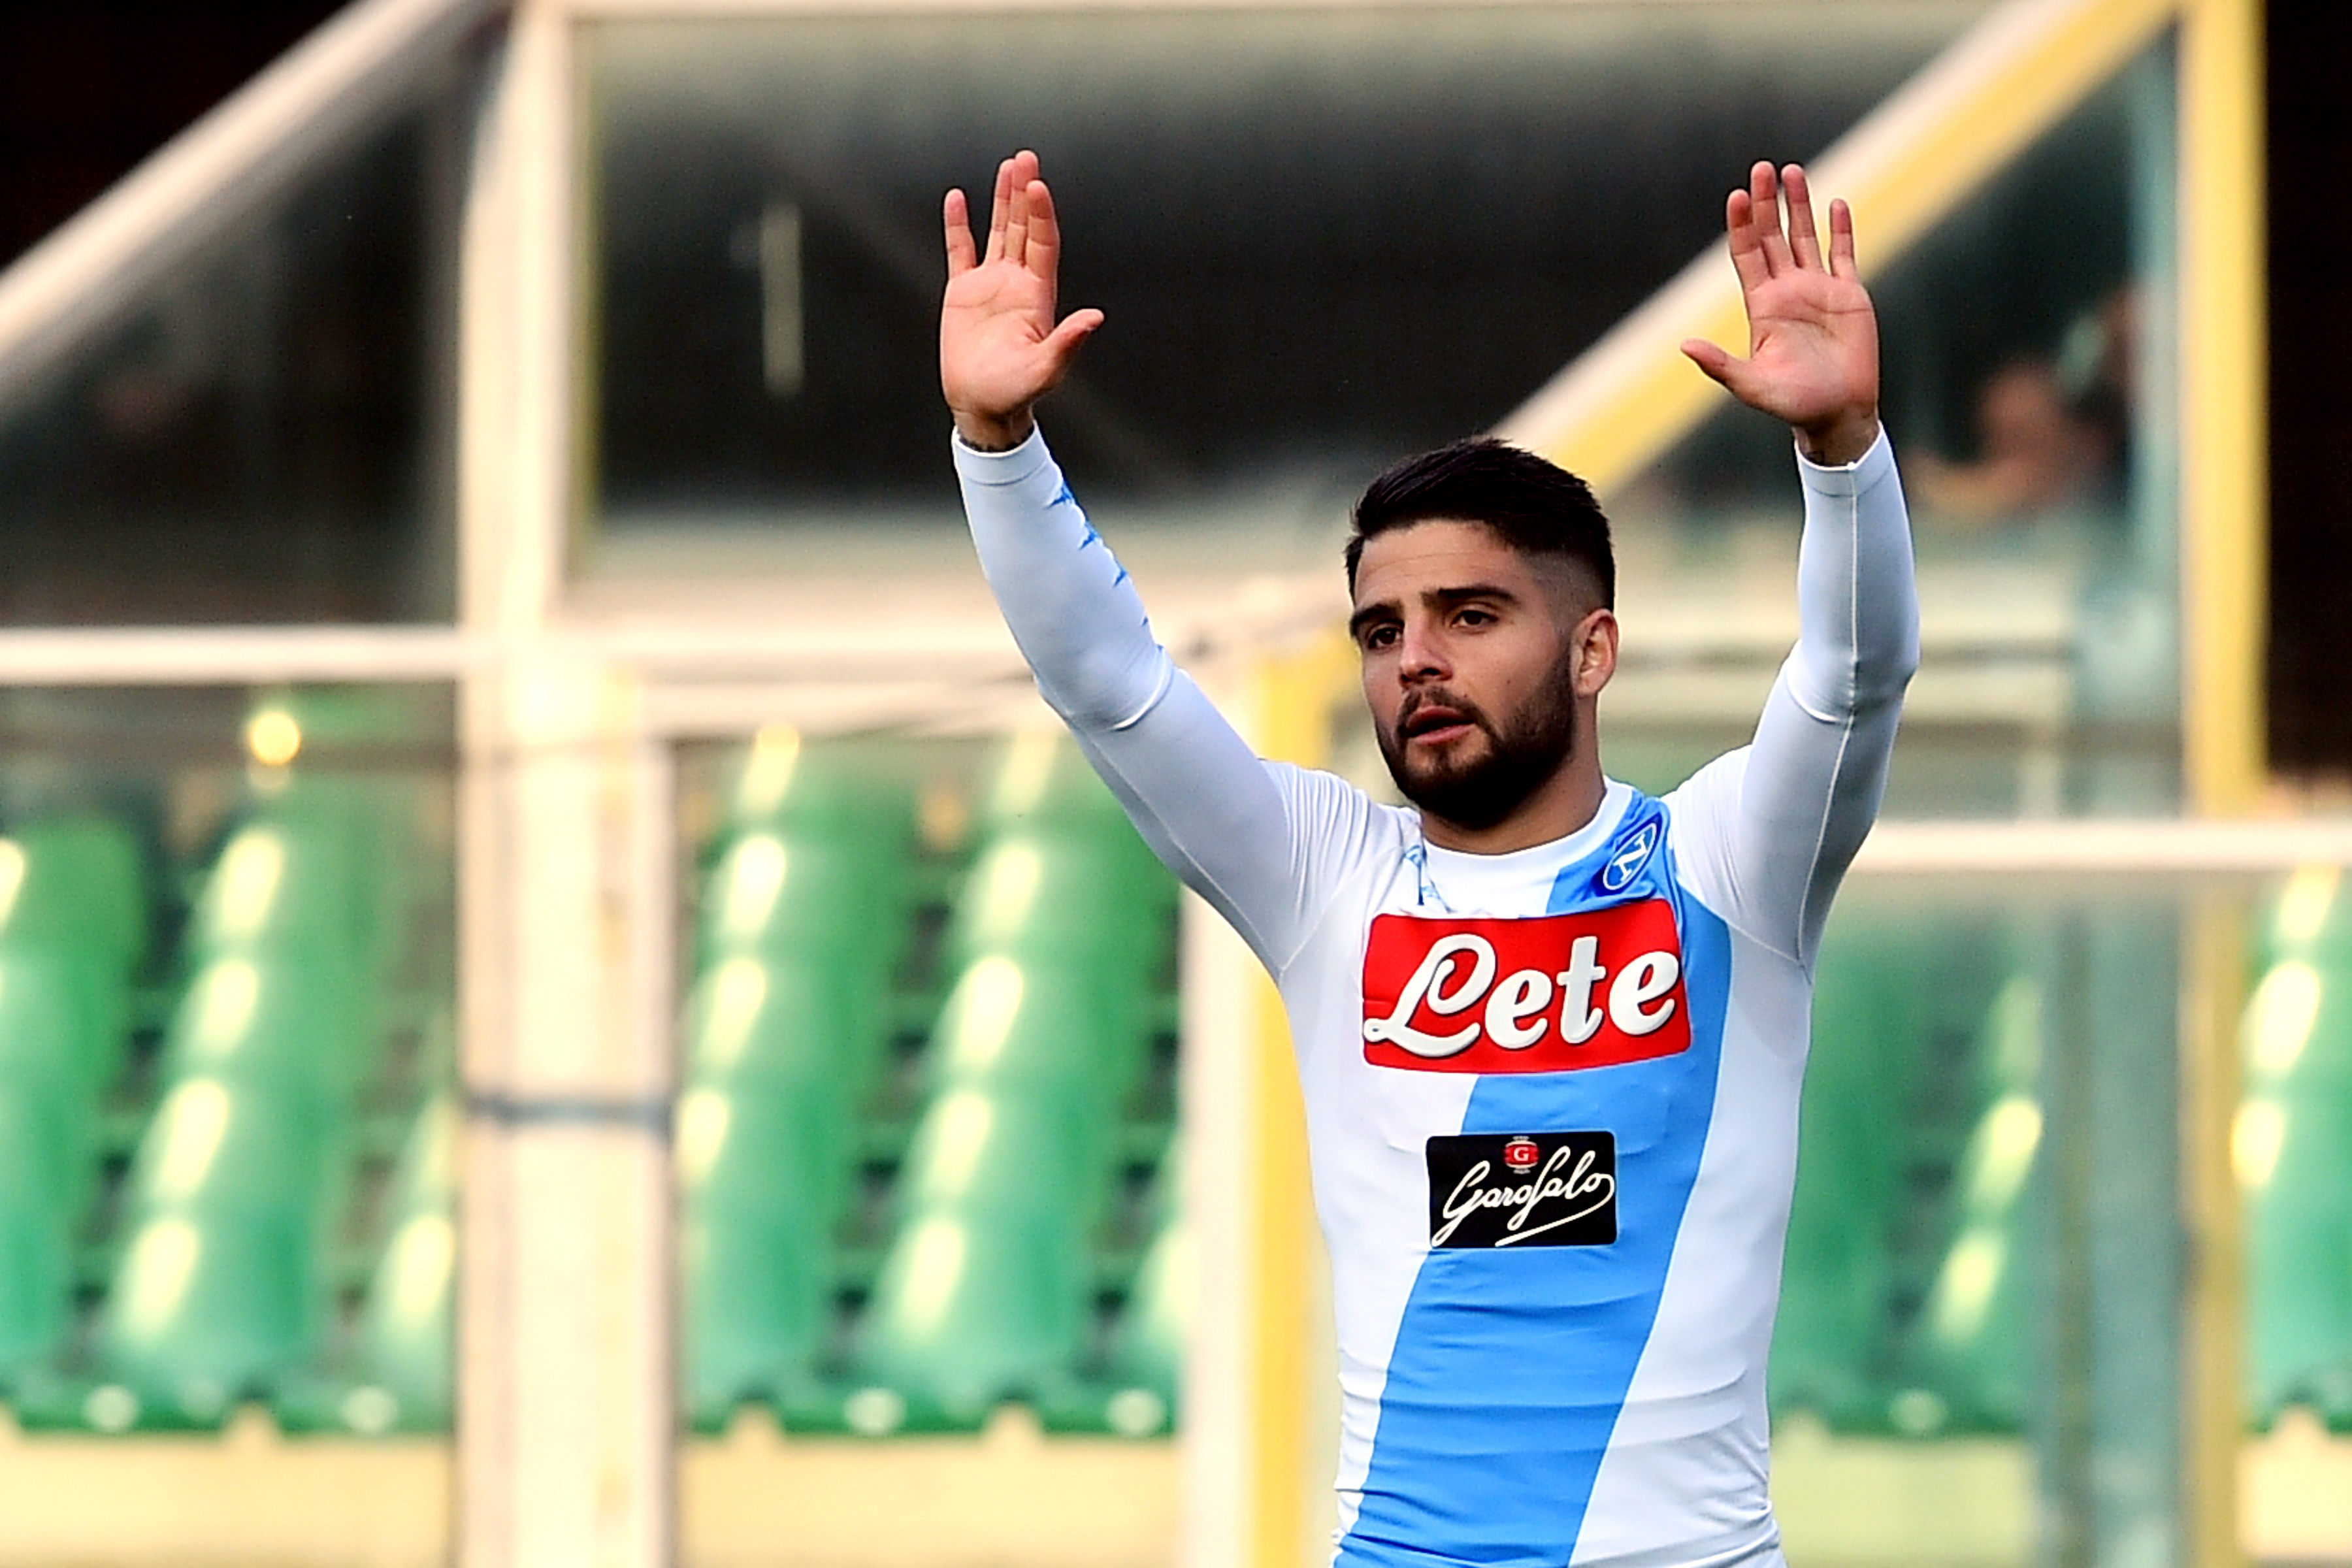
[1375,645,1581,832]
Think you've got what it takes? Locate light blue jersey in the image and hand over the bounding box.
[956,425,1916,1567]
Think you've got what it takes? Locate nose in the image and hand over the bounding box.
[1396,615,1450,685]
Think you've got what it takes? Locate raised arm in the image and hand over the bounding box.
[941,153,1364,975]
[1674,163,1920,965]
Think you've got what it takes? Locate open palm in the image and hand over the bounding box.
[1684,163,1880,466]
[941,150,1103,450]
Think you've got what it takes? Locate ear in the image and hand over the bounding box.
[1570,608,1618,699]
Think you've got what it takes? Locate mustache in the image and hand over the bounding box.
[1394,687,1494,740]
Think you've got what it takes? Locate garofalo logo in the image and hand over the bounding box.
[1361,902,1690,1073]
[1426,1130,1618,1249]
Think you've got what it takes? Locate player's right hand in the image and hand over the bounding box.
[941,150,1104,451]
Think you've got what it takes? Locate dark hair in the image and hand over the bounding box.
[1345,437,1614,608]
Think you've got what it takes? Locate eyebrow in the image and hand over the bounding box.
[1347,582,1526,641]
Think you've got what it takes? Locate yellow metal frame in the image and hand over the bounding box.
[2178,0,2268,815]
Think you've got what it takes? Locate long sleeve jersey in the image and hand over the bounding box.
[956,425,1919,1568]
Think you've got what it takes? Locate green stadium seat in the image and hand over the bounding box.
[0,943,119,1102]
[1896,972,2044,1435]
[97,1207,329,1428]
[185,809,397,972]
[728,735,918,844]
[158,951,378,1108]
[698,829,915,977]
[0,817,146,969]
[851,1205,1091,1431]
[1090,1217,1191,1437]
[896,1085,1113,1230]
[0,1086,77,1377]
[121,1075,344,1222]
[679,1079,857,1237]
[1772,920,1927,1429]
[944,832,1173,984]
[685,953,892,1116]
[682,1201,834,1433]
[341,1207,455,1435]
[2243,873,2352,1427]
[927,955,1151,1121]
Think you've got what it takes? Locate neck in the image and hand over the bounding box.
[1418,746,1608,855]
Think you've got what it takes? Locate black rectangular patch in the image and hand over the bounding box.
[1426,1131,1617,1249]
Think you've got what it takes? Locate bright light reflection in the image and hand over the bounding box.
[699,959,768,1074]
[898,1217,968,1334]
[2233,1100,2286,1188]
[720,836,787,941]
[152,1080,233,1202]
[2245,961,2321,1080]
[950,958,1024,1072]
[2276,864,2340,947]
[736,725,802,819]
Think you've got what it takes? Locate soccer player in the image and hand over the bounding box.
[941,150,1916,1568]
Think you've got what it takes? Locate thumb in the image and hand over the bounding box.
[1680,337,1752,395]
[1043,307,1105,367]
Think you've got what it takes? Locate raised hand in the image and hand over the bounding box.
[1682,163,1881,466]
[941,150,1105,451]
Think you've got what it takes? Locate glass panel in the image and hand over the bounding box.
[1777,873,2192,1568]
[0,65,473,625]
[584,2,1987,575]
[1603,45,2181,818]
[0,685,457,1451]
[674,729,1181,1441]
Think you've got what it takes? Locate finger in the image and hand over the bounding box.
[1828,197,1858,279]
[1750,161,1792,276]
[1782,164,1823,270]
[1680,337,1754,397]
[943,189,977,278]
[1043,306,1105,367]
[1724,189,1771,295]
[1005,172,1032,269]
[983,157,1015,264]
[1026,178,1064,293]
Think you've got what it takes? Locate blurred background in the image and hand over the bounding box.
[0,0,2343,1565]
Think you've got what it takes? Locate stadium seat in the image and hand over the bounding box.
[184,811,390,970]
[95,1075,344,1424]
[682,1200,835,1433]
[944,832,1173,985]
[343,1207,455,1435]
[1899,971,2044,1435]
[0,817,147,968]
[1771,919,1927,1428]
[1086,1216,1191,1438]
[927,955,1152,1125]
[685,953,892,1118]
[698,829,915,975]
[2243,872,2352,1427]
[0,1085,77,1377]
[851,1206,1092,1431]
[158,951,378,1109]
[896,1085,1113,1231]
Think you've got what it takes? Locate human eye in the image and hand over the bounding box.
[1360,622,1400,651]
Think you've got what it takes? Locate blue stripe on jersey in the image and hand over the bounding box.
[1337,794,1733,1567]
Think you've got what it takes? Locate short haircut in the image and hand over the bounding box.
[1345,437,1614,608]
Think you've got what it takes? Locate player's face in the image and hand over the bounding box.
[1349,520,1607,830]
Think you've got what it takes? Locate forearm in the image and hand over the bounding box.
[1734,430,1919,963]
[1787,428,1919,719]
[955,426,1171,731]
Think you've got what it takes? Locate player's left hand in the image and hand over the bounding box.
[1682,162,1880,466]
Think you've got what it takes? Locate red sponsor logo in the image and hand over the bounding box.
[1362,901,1690,1073]
[1502,1136,1541,1170]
